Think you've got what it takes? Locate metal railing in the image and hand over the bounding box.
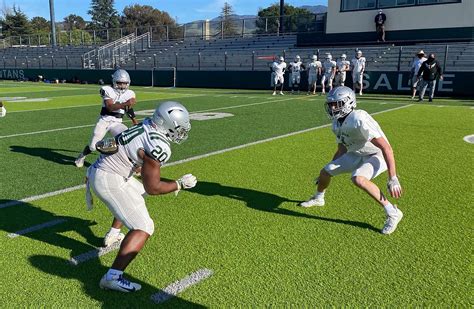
[0,13,326,47]
[83,32,151,69]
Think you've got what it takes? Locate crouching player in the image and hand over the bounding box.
[289,55,305,94]
[87,101,197,292]
[299,86,403,235]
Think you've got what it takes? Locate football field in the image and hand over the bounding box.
[0,81,472,306]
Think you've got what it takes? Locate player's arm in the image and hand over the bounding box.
[104,98,133,112]
[332,143,347,160]
[371,137,402,198]
[124,97,139,125]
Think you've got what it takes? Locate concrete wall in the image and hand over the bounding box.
[326,0,474,34]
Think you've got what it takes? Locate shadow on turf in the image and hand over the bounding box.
[29,255,205,307]
[189,181,379,232]
[0,200,102,256]
[9,145,90,167]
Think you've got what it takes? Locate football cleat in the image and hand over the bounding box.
[100,275,141,293]
[75,154,86,168]
[381,207,403,235]
[103,232,125,247]
[279,92,284,95]
[299,196,325,207]
[272,91,276,96]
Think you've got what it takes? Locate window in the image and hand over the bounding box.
[419,0,459,3]
[379,0,415,7]
[342,0,376,11]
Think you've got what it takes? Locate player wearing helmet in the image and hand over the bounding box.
[75,69,139,168]
[351,50,366,95]
[306,55,322,95]
[271,56,287,95]
[334,54,350,87]
[321,54,337,95]
[86,101,196,292]
[289,55,305,94]
[300,86,403,235]
[0,101,6,118]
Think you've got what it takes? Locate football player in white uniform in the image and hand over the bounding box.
[334,54,350,87]
[0,102,6,118]
[351,50,366,95]
[271,56,287,95]
[300,86,403,235]
[87,101,197,292]
[75,69,139,168]
[289,55,305,94]
[321,54,337,95]
[307,55,322,95]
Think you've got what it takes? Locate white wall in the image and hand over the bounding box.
[327,0,474,34]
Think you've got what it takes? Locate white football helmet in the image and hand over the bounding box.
[295,55,301,62]
[152,101,191,144]
[356,50,363,58]
[279,56,285,63]
[325,86,356,120]
[312,55,318,62]
[341,54,347,60]
[326,54,332,61]
[112,69,131,93]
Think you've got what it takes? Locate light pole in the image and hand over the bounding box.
[49,0,57,46]
[279,0,284,34]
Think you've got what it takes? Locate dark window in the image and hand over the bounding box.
[379,0,415,7]
[419,0,458,3]
[341,0,461,11]
[342,0,376,10]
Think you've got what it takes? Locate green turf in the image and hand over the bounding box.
[0,82,472,306]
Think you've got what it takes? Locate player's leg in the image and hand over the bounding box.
[321,75,326,94]
[351,153,402,234]
[418,80,428,101]
[271,72,276,95]
[328,75,334,91]
[358,72,364,95]
[341,72,346,87]
[300,153,359,207]
[352,72,358,92]
[295,74,301,94]
[75,118,108,167]
[279,76,284,95]
[428,80,436,102]
[411,76,418,99]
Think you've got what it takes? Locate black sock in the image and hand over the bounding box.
[83,146,92,156]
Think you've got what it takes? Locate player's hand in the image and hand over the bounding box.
[176,174,197,190]
[387,176,402,198]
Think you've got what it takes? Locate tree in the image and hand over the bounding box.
[121,4,178,38]
[87,0,120,30]
[220,2,238,37]
[256,4,312,34]
[30,16,50,32]
[1,6,31,38]
[63,14,86,31]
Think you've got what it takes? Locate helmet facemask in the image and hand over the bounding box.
[152,102,191,144]
[325,87,356,120]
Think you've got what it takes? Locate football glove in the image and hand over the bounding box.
[175,174,197,195]
[387,176,402,198]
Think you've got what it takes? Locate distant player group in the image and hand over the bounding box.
[271,50,366,96]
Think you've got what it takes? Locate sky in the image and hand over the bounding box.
[2,0,328,24]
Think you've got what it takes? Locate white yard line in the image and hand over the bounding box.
[0,104,413,209]
[69,240,122,266]
[150,269,214,304]
[7,219,67,238]
[1,97,302,138]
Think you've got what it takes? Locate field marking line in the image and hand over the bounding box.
[7,219,67,238]
[150,269,213,304]
[69,240,122,266]
[0,104,413,209]
[1,97,305,139]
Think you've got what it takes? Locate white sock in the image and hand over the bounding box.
[106,268,123,281]
[314,191,325,199]
[383,203,397,216]
[108,227,121,236]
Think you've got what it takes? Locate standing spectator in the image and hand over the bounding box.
[410,50,427,99]
[351,50,366,95]
[271,56,287,96]
[417,53,443,103]
[375,9,387,42]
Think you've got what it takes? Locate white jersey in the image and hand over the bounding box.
[323,60,337,75]
[411,57,427,74]
[272,62,287,76]
[99,86,136,121]
[337,60,350,72]
[332,110,388,156]
[290,61,303,73]
[351,57,366,73]
[307,61,322,75]
[94,118,171,178]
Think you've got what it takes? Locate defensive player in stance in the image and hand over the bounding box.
[87,101,197,292]
[321,54,337,95]
[75,69,138,168]
[307,55,321,95]
[300,86,403,235]
[351,50,366,95]
[271,56,287,95]
[334,54,350,87]
[289,55,305,94]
